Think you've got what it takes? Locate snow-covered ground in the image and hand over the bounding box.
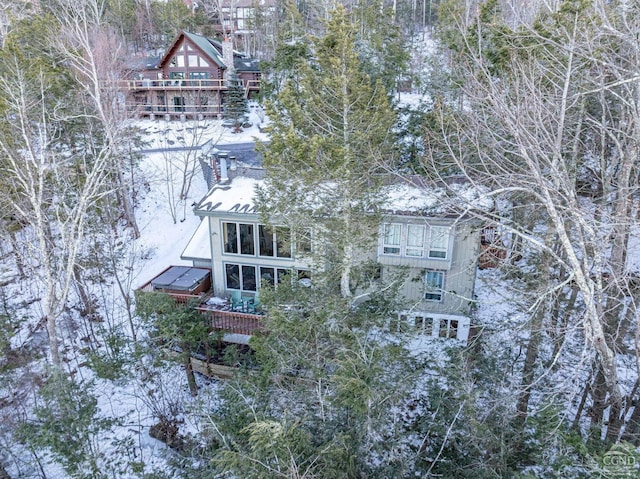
[1,109,273,479]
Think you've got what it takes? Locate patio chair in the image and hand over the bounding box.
[231,291,244,311]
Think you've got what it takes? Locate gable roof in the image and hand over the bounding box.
[183,31,226,67]
[158,31,260,73]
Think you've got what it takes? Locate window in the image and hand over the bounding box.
[414,316,434,335]
[223,222,255,255]
[225,264,256,291]
[157,95,166,112]
[439,318,459,339]
[258,225,291,258]
[258,225,273,256]
[425,270,444,301]
[383,224,401,254]
[189,72,208,86]
[390,314,411,333]
[173,96,185,112]
[297,229,312,254]
[406,225,425,257]
[259,267,289,286]
[188,54,199,67]
[396,312,466,340]
[381,223,450,258]
[429,226,450,259]
[177,55,185,67]
[276,227,291,258]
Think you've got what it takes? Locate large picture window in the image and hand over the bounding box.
[258,225,291,258]
[425,270,445,301]
[223,222,255,255]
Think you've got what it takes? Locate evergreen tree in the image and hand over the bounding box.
[224,72,249,132]
[204,280,416,478]
[256,4,398,299]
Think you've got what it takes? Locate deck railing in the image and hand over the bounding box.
[119,78,260,94]
[136,283,264,336]
[196,306,265,336]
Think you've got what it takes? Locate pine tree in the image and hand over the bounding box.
[256,4,398,299]
[224,72,249,132]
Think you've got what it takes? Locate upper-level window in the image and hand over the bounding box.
[223,222,254,255]
[429,226,450,259]
[406,225,425,257]
[383,224,401,255]
[224,222,292,258]
[188,55,199,67]
[381,223,451,259]
[258,225,291,258]
[296,228,312,255]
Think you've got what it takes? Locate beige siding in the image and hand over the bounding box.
[378,217,479,317]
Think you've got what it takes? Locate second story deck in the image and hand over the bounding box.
[136,266,265,338]
[119,78,260,95]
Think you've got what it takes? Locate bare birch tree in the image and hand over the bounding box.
[46,0,141,239]
[430,0,640,442]
[0,60,111,367]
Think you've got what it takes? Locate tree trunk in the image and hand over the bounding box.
[621,396,640,445]
[116,168,140,239]
[514,306,544,431]
[183,348,198,396]
[589,363,607,441]
[7,228,25,279]
[46,314,61,367]
[73,263,94,317]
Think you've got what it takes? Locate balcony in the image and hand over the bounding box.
[119,78,260,95]
[135,266,265,338]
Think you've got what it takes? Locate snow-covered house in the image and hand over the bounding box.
[121,31,260,119]
[169,168,482,342]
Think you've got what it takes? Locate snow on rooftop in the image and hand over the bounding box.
[181,218,212,261]
[195,176,262,214]
[383,182,440,212]
[193,174,491,218]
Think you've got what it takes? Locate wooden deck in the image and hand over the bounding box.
[120,78,260,93]
[136,267,265,336]
[196,305,264,336]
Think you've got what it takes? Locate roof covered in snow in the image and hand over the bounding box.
[181,219,212,261]
[193,173,493,218]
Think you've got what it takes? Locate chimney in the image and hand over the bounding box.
[222,37,234,76]
[218,151,229,182]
